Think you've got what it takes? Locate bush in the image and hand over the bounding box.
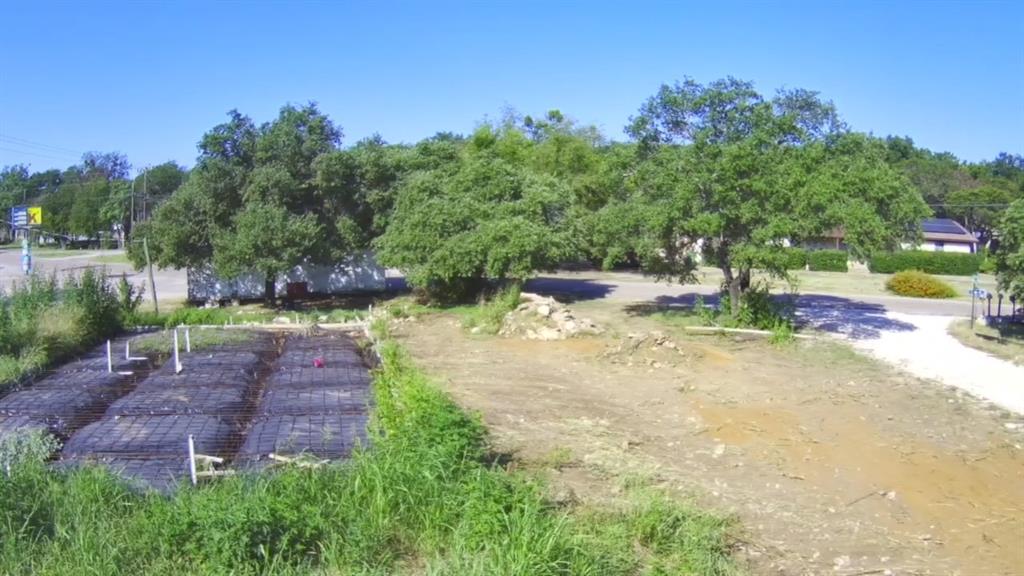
[807,250,848,272]
[885,270,957,298]
[780,248,807,270]
[0,269,125,390]
[459,284,522,335]
[869,250,981,275]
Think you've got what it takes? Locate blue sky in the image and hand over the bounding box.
[1,0,1021,173]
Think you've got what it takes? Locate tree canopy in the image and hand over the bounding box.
[611,78,928,314]
[994,199,1024,301]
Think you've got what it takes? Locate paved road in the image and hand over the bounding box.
[527,270,979,317]
[0,251,991,320]
[0,248,188,303]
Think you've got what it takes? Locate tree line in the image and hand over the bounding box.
[0,155,186,244]
[3,77,1023,306]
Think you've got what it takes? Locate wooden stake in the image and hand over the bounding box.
[143,237,159,315]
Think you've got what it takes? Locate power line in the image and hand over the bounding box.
[0,145,79,163]
[0,134,84,156]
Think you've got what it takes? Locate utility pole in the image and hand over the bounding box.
[144,237,159,315]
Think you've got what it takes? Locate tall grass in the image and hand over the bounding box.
[0,269,128,391]
[457,283,522,335]
[0,332,738,575]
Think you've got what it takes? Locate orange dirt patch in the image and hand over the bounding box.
[395,307,1024,575]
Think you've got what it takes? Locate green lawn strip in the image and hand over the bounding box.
[0,328,740,575]
[128,328,256,358]
[947,319,1024,365]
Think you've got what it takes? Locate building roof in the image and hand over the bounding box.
[920,218,976,244]
[820,218,976,244]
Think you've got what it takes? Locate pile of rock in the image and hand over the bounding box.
[499,293,602,340]
[602,330,690,368]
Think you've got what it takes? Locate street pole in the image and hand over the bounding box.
[970,273,978,330]
[144,237,159,315]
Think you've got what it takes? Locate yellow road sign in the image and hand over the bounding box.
[27,206,42,225]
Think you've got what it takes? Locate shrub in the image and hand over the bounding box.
[869,250,981,275]
[807,249,848,272]
[780,248,807,270]
[885,270,957,298]
[63,268,123,342]
[459,284,522,335]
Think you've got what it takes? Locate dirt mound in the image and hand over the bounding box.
[600,330,694,369]
[499,293,602,340]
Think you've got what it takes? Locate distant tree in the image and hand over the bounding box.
[946,185,1016,246]
[212,203,321,301]
[375,126,575,302]
[613,78,928,316]
[132,103,373,301]
[82,151,131,181]
[994,199,1024,301]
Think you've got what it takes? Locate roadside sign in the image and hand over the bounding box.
[27,206,42,225]
[969,288,988,298]
[10,206,27,227]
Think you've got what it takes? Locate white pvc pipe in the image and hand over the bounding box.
[125,340,130,360]
[173,330,183,374]
[187,434,197,486]
[106,340,112,373]
[185,327,191,353]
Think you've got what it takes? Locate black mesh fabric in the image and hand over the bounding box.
[237,414,369,461]
[107,387,251,420]
[0,414,52,438]
[0,388,126,437]
[58,456,193,493]
[62,415,238,458]
[265,367,372,389]
[257,387,371,416]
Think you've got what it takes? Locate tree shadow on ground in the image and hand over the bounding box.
[523,277,615,302]
[625,293,917,340]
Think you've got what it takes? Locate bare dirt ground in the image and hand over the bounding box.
[394,301,1024,576]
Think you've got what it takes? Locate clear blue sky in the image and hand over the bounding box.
[1,0,1021,173]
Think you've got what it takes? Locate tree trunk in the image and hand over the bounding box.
[264,274,276,303]
[739,268,751,292]
[728,276,742,318]
[720,265,742,318]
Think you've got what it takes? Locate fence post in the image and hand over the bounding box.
[143,237,159,315]
[998,293,1003,317]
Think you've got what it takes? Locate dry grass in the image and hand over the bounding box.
[947,319,1024,365]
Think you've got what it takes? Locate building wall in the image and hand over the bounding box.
[187,252,386,302]
[900,241,974,254]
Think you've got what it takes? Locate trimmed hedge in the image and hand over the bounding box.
[885,270,957,298]
[807,250,848,272]
[869,250,981,276]
[781,248,807,270]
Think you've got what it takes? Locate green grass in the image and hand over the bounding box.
[0,327,739,575]
[90,253,132,265]
[455,284,522,335]
[129,328,256,358]
[947,319,1024,365]
[129,304,368,329]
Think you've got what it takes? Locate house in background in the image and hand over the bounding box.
[803,218,978,254]
[910,218,978,253]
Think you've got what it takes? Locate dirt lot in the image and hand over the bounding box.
[394,300,1024,576]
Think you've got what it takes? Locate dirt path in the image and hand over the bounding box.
[395,305,1024,575]
[848,313,1024,415]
